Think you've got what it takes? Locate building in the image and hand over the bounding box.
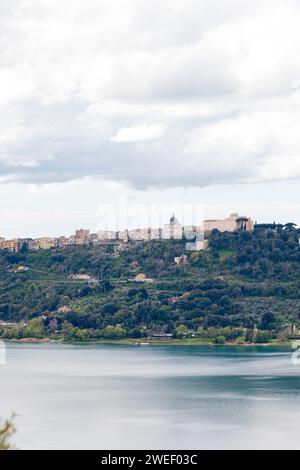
[128,228,150,241]
[148,333,174,340]
[89,233,99,245]
[195,239,209,251]
[128,229,141,241]
[57,306,72,314]
[0,239,21,252]
[204,213,254,234]
[174,255,188,266]
[183,225,198,240]
[140,227,151,240]
[150,228,162,240]
[70,273,92,281]
[118,230,129,243]
[15,265,29,273]
[98,230,118,241]
[36,237,55,250]
[74,229,90,245]
[56,236,70,248]
[162,215,183,240]
[69,273,99,285]
[27,239,39,251]
[134,273,154,283]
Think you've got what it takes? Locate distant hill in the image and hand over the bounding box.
[0,225,300,344]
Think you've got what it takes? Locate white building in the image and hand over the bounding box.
[98,230,118,240]
[174,255,188,266]
[118,230,129,242]
[128,228,150,241]
[195,239,209,251]
[162,215,183,240]
[204,213,254,233]
[150,228,161,240]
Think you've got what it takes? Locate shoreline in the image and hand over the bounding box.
[4,337,292,347]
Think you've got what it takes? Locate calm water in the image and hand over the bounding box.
[1,343,300,449]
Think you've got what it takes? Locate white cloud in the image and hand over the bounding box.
[0,0,300,189]
[111,123,166,142]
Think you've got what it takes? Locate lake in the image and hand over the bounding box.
[1,343,300,449]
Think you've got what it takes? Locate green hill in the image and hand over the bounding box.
[1,225,300,344]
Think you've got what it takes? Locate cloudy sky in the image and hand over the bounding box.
[1,0,300,237]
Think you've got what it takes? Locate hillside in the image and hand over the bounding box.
[1,225,300,343]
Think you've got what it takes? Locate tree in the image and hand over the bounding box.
[100,325,126,338]
[24,318,45,338]
[284,223,297,231]
[214,335,226,344]
[0,415,15,450]
[261,312,276,330]
[175,324,189,338]
[61,320,76,341]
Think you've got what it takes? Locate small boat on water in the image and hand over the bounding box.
[133,342,150,346]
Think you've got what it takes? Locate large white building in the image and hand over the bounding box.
[162,215,183,240]
[204,213,254,234]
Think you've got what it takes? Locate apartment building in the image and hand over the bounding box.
[36,237,55,250]
[0,239,21,252]
[74,229,90,245]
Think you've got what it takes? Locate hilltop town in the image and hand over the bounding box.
[0,213,299,345]
[0,213,254,252]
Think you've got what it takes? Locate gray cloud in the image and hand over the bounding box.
[0,0,300,189]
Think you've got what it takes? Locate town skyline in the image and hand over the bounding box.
[0,211,289,253]
[1,179,300,240]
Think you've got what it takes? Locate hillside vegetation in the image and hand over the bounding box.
[0,225,300,344]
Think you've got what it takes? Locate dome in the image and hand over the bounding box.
[170,214,180,225]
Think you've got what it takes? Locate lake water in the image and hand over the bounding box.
[1,343,300,449]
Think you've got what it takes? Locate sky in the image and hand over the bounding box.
[1,0,300,238]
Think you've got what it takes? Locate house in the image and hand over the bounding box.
[70,273,92,281]
[15,265,29,273]
[148,333,174,340]
[58,306,72,314]
[134,273,154,283]
[174,255,188,266]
